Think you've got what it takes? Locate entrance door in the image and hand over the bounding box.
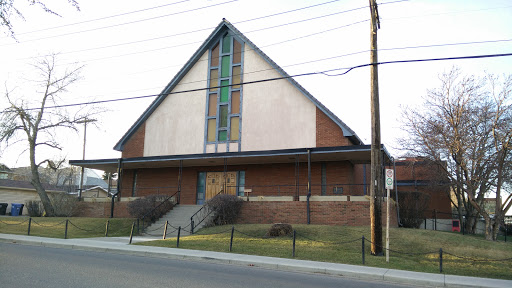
[205,172,237,200]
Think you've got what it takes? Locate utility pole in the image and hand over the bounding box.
[77,118,97,200]
[369,0,383,256]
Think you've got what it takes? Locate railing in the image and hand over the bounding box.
[139,191,180,233]
[225,183,370,198]
[190,190,225,234]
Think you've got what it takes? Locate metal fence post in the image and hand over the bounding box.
[64,219,69,239]
[27,218,32,236]
[129,221,135,244]
[137,218,139,235]
[177,226,181,248]
[292,230,296,258]
[362,236,365,265]
[439,248,443,273]
[229,226,234,252]
[434,209,437,231]
[191,218,194,235]
[105,220,110,237]
[424,218,427,229]
[163,221,168,240]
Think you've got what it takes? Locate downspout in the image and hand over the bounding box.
[307,149,311,224]
[111,158,123,218]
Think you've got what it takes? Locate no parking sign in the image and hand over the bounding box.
[385,169,394,190]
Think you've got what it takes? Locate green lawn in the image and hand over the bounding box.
[0,216,134,238]
[137,224,512,280]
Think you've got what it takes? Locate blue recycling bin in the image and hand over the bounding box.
[11,203,24,216]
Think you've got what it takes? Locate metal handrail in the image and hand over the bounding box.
[190,190,225,234]
[140,190,179,232]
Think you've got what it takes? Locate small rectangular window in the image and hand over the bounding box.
[211,43,220,67]
[220,80,229,103]
[230,117,239,141]
[208,94,217,117]
[221,56,230,77]
[207,119,216,142]
[231,91,240,114]
[219,106,228,127]
[209,69,218,91]
[218,130,227,141]
[232,66,241,89]
[222,35,231,53]
[233,39,242,64]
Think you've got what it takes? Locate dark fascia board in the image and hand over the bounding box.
[114,19,363,151]
[72,144,391,167]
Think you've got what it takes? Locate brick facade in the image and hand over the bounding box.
[237,200,398,227]
[121,122,145,158]
[76,201,131,218]
[119,161,367,205]
[316,107,352,147]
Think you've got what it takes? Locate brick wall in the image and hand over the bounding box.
[237,200,398,227]
[121,122,145,158]
[75,201,131,218]
[316,107,352,147]
[118,161,364,204]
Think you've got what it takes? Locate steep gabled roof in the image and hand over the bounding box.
[114,19,362,151]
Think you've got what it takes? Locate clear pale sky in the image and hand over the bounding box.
[0,0,511,169]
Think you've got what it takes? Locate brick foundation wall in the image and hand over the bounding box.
[237,200,398,227]
[76,201,132,218]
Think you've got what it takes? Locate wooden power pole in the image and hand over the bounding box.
[369,0,383,256]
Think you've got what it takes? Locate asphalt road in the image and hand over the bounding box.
[0,243,413,288]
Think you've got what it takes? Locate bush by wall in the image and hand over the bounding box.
[127,195,174,223]
[204,194,244,227]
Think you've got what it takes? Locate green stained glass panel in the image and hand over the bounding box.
[220,80,229,102]
[221,56,230,77]
[218,130,227,141]
[219,106,228,127]
[222,35,231,53]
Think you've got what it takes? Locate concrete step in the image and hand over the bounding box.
[143,204,209,237]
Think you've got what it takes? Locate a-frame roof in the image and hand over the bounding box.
[114,19,362,151]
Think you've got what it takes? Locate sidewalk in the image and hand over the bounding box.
[1,233,510,288]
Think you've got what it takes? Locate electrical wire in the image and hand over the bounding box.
[0,0,239,46]
[2,52,511,114]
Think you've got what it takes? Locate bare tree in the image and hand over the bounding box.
[0,54,100,216]
[1,0,79,38]
[399,67,512,240]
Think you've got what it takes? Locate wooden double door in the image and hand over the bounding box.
[205,172,237,200]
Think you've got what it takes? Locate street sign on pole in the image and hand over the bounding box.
[385,169,394,190]
[385,169,393,263]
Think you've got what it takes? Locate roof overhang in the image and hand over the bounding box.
[70,145,392,172]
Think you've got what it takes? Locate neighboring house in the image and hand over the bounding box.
[0,164,13,180]
[70,20,395,226]
[395,157,452,219]
[82,186,110,198]
[0,179,65,214]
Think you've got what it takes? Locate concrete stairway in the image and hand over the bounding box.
[143,204,205,237]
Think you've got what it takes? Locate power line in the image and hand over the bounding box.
[17,3,365,59]
[3,52,511,114]
[1,0,239,46]
[9,0,192,36]
[321,53,512,76]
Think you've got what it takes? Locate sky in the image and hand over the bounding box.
[0,0,511,169]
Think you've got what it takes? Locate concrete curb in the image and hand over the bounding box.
[0,233,510,288]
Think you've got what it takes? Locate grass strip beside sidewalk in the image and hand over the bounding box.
[137,224,512,280]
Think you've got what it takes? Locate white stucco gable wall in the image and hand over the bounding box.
[241,47,316,151]
[143,51,209,156]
